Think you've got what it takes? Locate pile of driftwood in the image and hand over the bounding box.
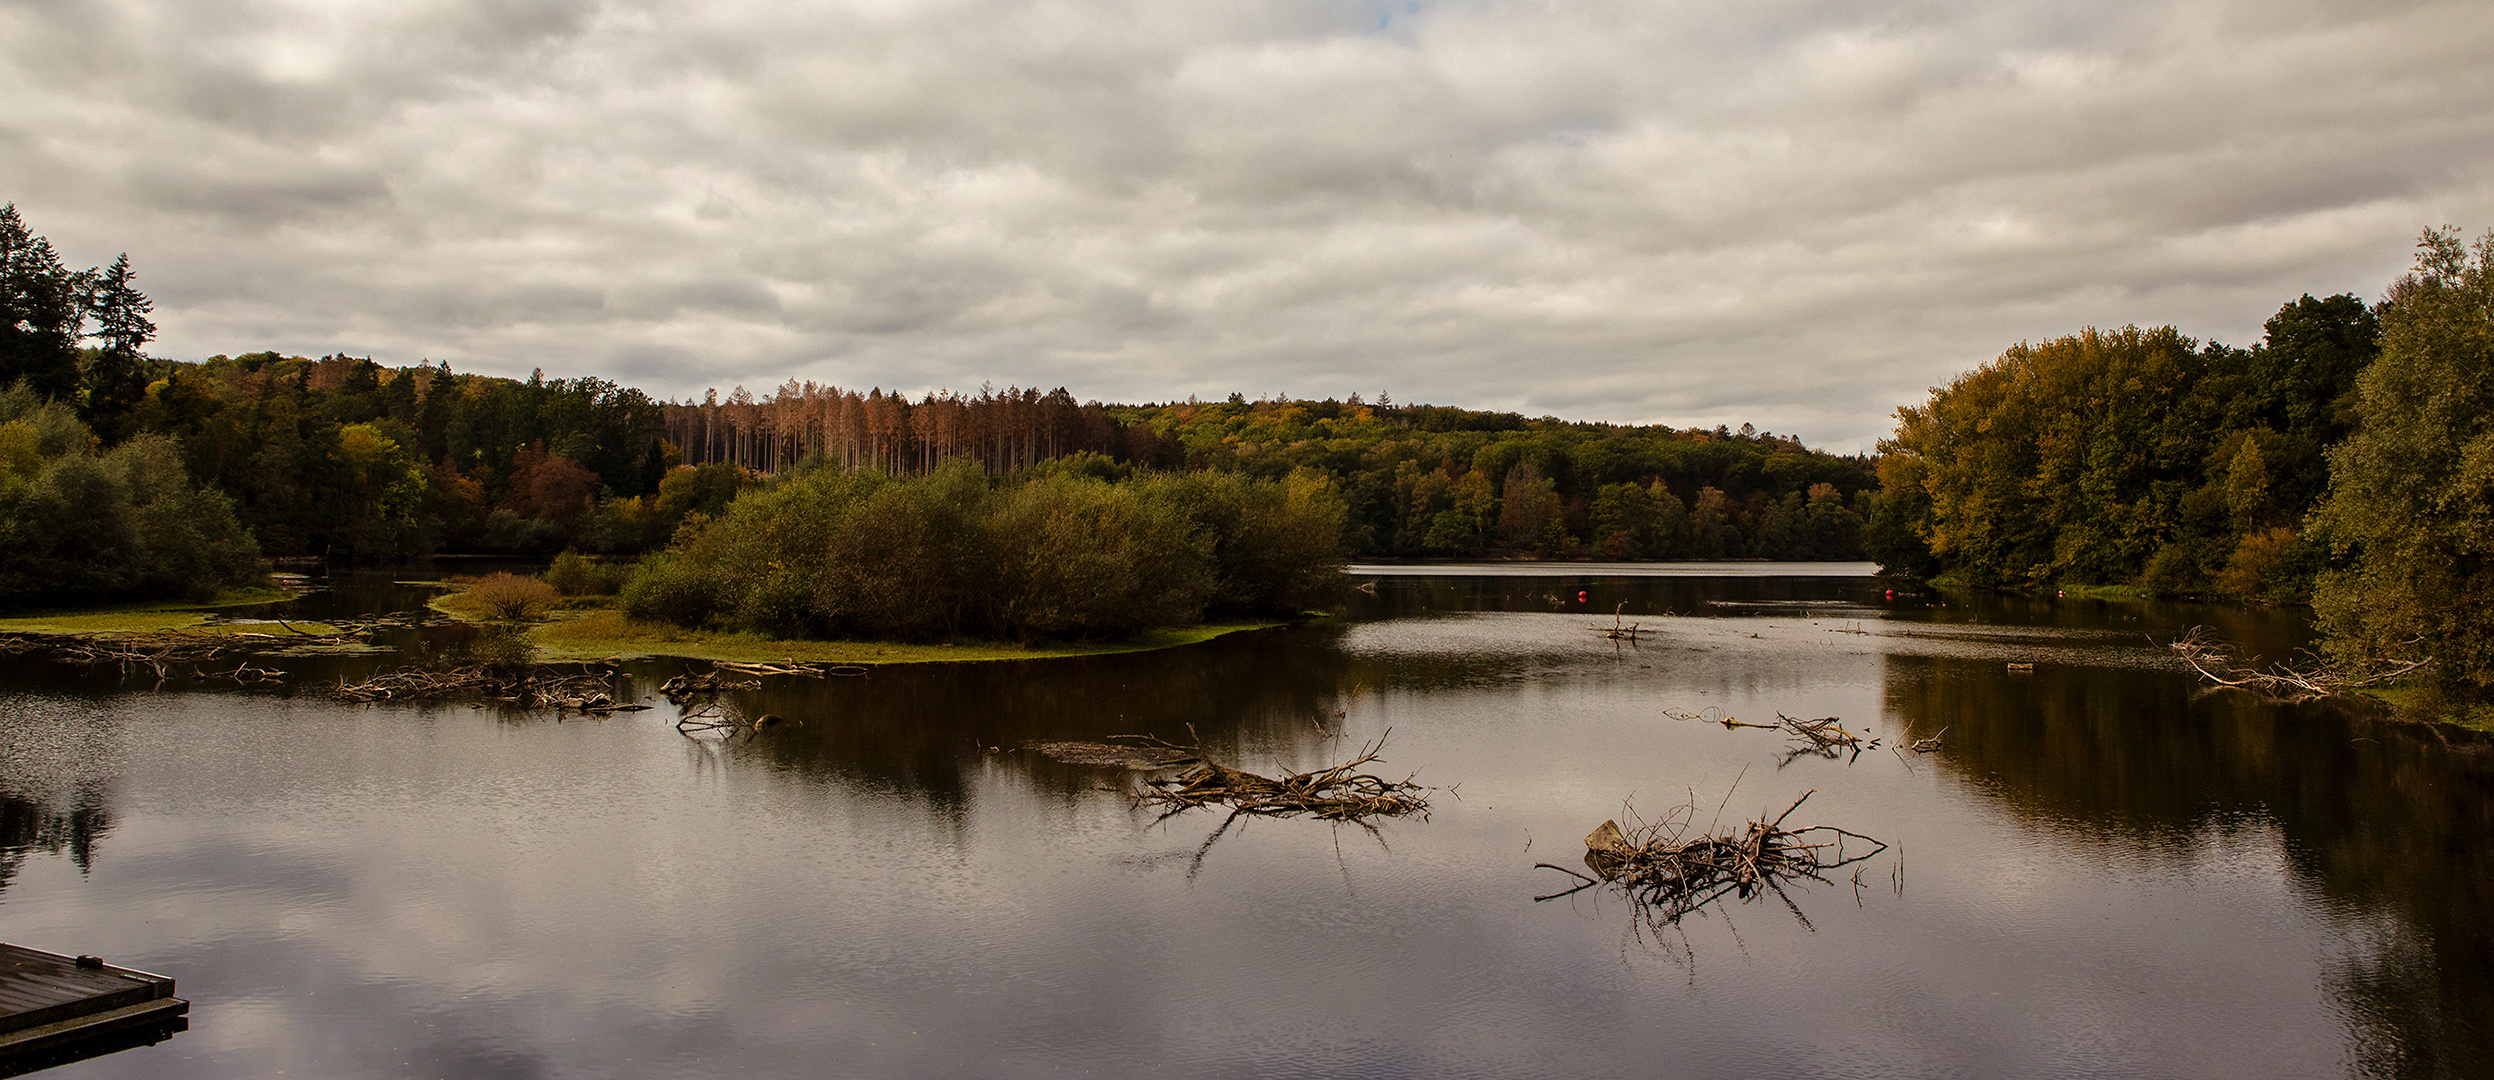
[1123,733,1431,822]
[713,659,867,678]
[333,664,644,713]
[2170,626,2430,702]
[658,669,760,704]
[1537,790,1885,928]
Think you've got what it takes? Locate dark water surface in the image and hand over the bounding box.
[2,571,2489,1079]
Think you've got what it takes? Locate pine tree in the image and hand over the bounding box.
[0,205,84,401]
[79,252,155,437]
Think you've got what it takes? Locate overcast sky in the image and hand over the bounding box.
[4,0,2489,450]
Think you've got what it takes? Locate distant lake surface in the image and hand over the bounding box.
[3,568,2487,1079]
[1347,560,1880,577]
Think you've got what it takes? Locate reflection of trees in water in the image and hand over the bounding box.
[1881,655,2494,1078]
[0,787,114,895]
[706,629,1359,808]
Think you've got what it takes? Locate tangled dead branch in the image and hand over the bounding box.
[1536,790,1885,930]
[1127,732,1431,822]
[1775,713,1876,765]
[2170,626,2431,702]
[673,701,788,735]
[658,669,761,704]
[333,664,645,713]
[1661,706,1776,730]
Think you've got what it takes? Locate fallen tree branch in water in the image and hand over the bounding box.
[1537,790,1885,931]
[673,700,786,735]
[333,664,645,713]
[1775,713,1876,765]
[658,668,761,704]
[1127,731,1430,822]
[2170,626,2431,702]
[1661,706,1777,730]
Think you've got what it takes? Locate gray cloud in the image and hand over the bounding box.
[3,0,2490,449]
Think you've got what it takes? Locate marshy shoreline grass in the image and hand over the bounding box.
[424,575,1291,665]
[0,587,298,635]
[524,605,1288,664]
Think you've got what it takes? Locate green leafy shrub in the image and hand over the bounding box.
[618,551,723,627]
[545,550,632,596]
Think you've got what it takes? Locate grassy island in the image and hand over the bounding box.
[421,460,1347,665]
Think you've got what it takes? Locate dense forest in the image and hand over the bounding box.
[1874,228,2494,700]
[1870,295,2377,600]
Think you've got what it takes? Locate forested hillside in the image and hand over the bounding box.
[6,202,1878,614]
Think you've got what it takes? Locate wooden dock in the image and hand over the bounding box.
[0,944,186,1077]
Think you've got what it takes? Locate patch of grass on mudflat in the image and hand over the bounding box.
[0,588,295,634]
[526,607,1283,665]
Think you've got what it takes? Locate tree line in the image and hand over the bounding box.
[4,200,1880,623]
[1875,228,2494,701]
[670,385,1880,561]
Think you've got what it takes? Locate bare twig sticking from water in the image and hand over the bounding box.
[1592,602,1653,641]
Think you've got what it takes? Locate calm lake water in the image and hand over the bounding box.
[2,569,2488,1079]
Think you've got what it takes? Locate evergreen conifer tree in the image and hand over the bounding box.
[79,252,155,438]
[0,205,83,401]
